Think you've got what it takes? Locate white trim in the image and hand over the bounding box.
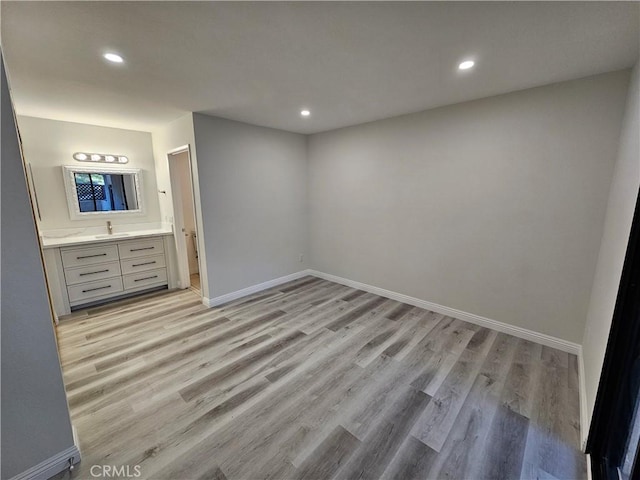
[165,143,210,299]
[72,425,80,450]
[204,270,311,307]
[9,445,80,480]
[184,138,209,300]
[167,144,189,156]
[167,150,191,290]
[578,346,590,451]
[306,269,581,355]
[586,453,593,480]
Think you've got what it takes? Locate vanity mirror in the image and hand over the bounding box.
[63,165,144,219]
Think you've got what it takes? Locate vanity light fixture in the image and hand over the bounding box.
[73,152,129,164]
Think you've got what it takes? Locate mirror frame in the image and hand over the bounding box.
[62,165,145,220]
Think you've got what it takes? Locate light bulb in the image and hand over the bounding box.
[458,60,475,70]
[104,53,124,63]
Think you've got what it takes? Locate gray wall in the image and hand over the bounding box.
[16,116,160,232]
[192,114,307,299]
[1,56,75,479]
[308,70,630,343]
[583,64,640,423]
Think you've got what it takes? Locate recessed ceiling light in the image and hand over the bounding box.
[458,60,475,70]
[300,109,311,117]
[103,52,124,64]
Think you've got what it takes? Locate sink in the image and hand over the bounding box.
[94,233,130,239]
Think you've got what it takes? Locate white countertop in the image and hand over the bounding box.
[41,227,173,248]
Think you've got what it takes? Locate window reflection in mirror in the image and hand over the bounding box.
[73,172,139,212]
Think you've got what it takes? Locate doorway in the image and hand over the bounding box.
[587,187,640,480]
[168,148,201,293]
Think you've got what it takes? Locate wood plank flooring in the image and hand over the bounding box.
[54,276,586,479]
[190,273,201,292]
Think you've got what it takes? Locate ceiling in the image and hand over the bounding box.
[2,2,638,134]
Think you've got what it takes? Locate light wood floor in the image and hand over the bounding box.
[55,276,585,479]
[190,273,201,292]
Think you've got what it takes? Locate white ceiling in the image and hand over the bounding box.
[2,2,638,134]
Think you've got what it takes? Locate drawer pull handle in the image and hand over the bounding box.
[79,269,110,276]
[77,253,107,259]
[82,285,112,293]
[134,275,158,282]
[132,261,156,267]
[130,246,155,252]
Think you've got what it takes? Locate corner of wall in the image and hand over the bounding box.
[303,133,312,270]
[578,345,589,450]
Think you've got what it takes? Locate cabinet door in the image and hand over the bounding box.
[67,277,124,304]
[61,244,119,268]
[64,261,121,285]
[122,268,168,291]
[120,254,166,275]
[118,238,164,259]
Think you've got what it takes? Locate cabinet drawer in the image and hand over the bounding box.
[61,244,119,268]
[64,261,121,286]
[120,254,166,275]
[67,277,124,304]
[123,268,167,290]
[118,238,164,259]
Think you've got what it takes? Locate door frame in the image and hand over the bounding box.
[587,187,640,480]
[167,145,204,293]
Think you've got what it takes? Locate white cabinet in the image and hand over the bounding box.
[67,277,124,304]
[120,254,166,275]
[61,244,119,268]
[63,261,122,285]
[122,268,168,291]
[118,238,164,259]
[43,234,174,316]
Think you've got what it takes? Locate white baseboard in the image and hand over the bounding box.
[10,444,81,480]
[307,269,581,355]
[586,453,593,480]
[204,270,311,307]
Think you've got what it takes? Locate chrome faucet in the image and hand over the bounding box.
[107,221,113,235]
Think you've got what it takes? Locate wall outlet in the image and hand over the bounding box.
[299,254,304,263]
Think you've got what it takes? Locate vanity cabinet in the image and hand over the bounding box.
[63,261,121,285]
[60,237,168,308]
[67,276,124,304]
[42,232,176,317]
[61,244,120,268]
